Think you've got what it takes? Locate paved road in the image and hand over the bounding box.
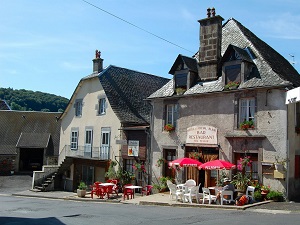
[1,195,300,225]
[1,175,300,214]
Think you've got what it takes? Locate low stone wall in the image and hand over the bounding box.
[32,165,59,189]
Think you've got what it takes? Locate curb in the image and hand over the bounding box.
[11,192,272,210]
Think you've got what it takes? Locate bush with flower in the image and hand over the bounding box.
[153,176,172,192]
[232,155,253,192]
[156,157,166,167]
[132,162,146,172]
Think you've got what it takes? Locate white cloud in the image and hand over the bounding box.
[258,13,300,40]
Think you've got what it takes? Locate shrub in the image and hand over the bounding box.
[266,190,284,201]
[254,191,262,201]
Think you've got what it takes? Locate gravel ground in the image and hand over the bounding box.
[0,174,33,194]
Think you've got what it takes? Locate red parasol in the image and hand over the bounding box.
[169,157,202,167]
[198,159,236,170]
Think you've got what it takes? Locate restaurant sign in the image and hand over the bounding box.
[128,140,139,157]
[285,87,300,104]
[186,125,217,145]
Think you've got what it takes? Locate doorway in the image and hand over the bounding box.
[82,165,94,186]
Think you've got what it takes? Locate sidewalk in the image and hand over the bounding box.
[12,190,271,210]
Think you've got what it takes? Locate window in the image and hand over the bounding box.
[225,64,241,84]
[125,159,134,173]
[166,104,178,127]
[75,100,82,116]
[175,73,187,88]
[239,98,255,124]
[84,129,93,157]
[98,98,106,115]
[70,130,78,150]
[100,128,110,160]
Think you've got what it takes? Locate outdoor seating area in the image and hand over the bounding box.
[166,178,260,206]
[86,180,153,201]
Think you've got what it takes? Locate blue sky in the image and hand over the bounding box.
[0,0,299,99]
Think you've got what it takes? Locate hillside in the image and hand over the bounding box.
[0,88,69,112]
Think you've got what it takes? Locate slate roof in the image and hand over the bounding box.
[0,111,61,155]
[0,100,11,110]
[149,17,300,99]
[169,54,198,75]
[99,65,169,124]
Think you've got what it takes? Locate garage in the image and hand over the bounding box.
[19,148,44,171]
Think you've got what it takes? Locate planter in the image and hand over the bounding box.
[229,86,238,90]
[77,189,86,197]
[261,189,269,195]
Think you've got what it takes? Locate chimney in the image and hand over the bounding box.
[93,49,104,73]
[198,8,224,80]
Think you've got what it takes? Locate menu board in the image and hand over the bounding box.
[128,140,139,157]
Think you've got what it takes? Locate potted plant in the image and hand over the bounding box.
[224,81,240,90]
[153,176,172,193]
[164,124,175,132]
[261,185,271,195]
[77,181,87,197]
[240,120,254,130]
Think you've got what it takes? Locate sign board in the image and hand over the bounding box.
[186,125,218,145]
[116,140,127,145]
[128,140,139,157]
[286,87,300,104]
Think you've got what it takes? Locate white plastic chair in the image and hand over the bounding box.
[185,179,196,188]
[220,190,234,205]
[202,187,217,204]
[183,185,199,204]
[168,183,182,201]
[246,186,255,198]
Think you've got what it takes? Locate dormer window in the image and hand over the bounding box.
[222,45,257,88]
[225,64,241,84]
[175,73,187,88]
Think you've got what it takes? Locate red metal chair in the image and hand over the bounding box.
[123,184,134,200]
[91,182,105,199]
[110,180,119,196]
[142,185,153,196]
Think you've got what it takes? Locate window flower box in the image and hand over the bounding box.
[239,120,254,130]
[225,81,240,90]
[164,124,175,132]
[175,87,186,95]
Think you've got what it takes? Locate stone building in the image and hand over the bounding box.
[148,8,300,200]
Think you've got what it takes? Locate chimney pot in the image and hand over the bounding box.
[93,50,103,73]
[211,7,216,17]
[207,8,211,18]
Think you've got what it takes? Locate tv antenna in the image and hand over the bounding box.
[289,54,295,66]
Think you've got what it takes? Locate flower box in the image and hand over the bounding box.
[224,81,240,90]
[239,120,254,130]
[164,124,175,132]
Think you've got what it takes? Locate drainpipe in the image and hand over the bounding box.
[286,103,289,200]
